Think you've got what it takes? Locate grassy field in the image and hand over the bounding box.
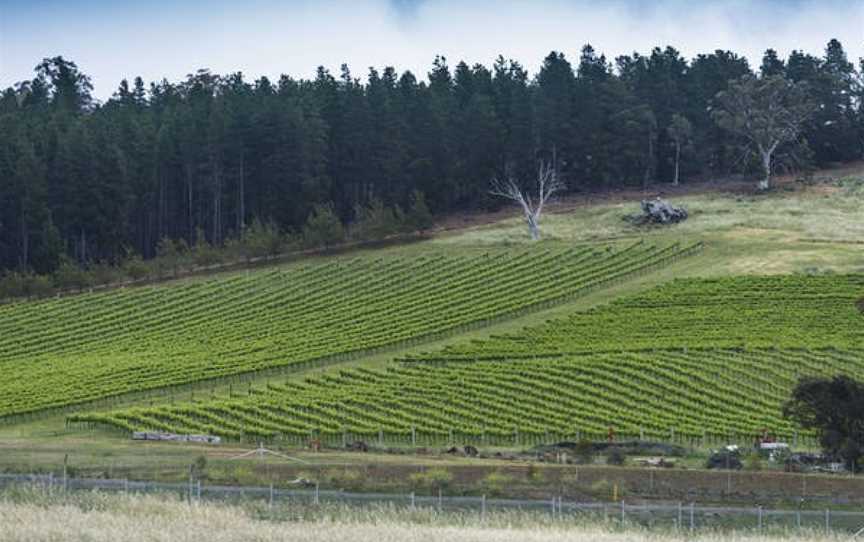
[437,172,864,276]
[0,489,856,542]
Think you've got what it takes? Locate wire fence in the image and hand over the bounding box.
[2,472,864,533]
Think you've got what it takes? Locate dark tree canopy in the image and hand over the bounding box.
[784,375,864,472]
[0,40,862,275]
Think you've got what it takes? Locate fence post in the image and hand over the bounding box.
[411,426,416,447]
[689,502,695,532]
[438,487,442,512]
[677,502,682,530]
[315,482,320,505]
[621,500,626,523]
[481,494,486,522]
[269,483,274,509]
[825,509,830,531]
[757,505,763,530]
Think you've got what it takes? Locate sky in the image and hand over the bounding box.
[1,0,862,100]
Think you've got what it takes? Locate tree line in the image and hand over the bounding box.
[1,39,862,276]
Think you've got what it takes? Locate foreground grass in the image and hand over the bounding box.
[0,489,848,542]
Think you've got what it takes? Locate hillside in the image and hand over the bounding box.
[0,242,697,420]
[3,169,864,453]
[74,275,864,444]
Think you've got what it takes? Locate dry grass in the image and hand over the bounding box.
[0,490,849,542]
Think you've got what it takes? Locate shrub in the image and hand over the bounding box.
[350,198,402,240]
[24,274,54,299]
[155,237,189,277]
[406,190,434,232]
[409,468,452,493]
[122,255,150,281]
[91,263,120,286]
[744,452,763,471]
[0,272,26,300]
[303,203,344,248]
[192,227,222,267]
[479,471,513,497]
[53,259,89,291]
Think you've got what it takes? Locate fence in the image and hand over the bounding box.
[2,472,864,533]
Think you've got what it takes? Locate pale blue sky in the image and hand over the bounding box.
[1,0,862,99]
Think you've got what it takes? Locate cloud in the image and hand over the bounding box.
[1,0,861,99]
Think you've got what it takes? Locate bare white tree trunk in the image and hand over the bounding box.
[758,142,778,191]
[490,161,563,241]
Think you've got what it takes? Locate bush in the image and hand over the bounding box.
[0,272,26,300]
[479,471,513,497]
[24,274,54,299]
[350,198,402,241]
[53,259,90,291]
[303,203,344,248]
[238,220,283,261]
[322,468,366,491]
[408,468,452,493]
[192,227,223,267]
[525,463,545,483]
[122,255,150,281]
[91,263,120,286]
[744,452,763,471]
[155,237,189,277]
[407,190,434,232]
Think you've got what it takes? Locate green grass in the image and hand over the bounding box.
[436,178,864,276]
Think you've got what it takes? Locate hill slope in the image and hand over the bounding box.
[74,274,864,443]
[0,242,698,420]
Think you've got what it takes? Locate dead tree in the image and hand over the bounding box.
[489,161,564,241]
[713,75,815,191]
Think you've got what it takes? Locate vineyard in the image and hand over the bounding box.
[403,274,864,361]
[71,274,864,444]
[70,348,864,444]
[0,242,698,419]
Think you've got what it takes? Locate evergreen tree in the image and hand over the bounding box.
[0,43,861,277]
